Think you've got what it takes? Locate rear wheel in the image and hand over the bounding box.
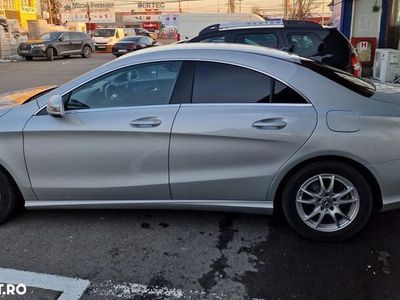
[82,46,92,58]
[0,169,22,224]
[46,48,54,61]
[282,161,373,241]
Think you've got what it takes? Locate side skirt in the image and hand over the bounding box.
[25,200,273,215]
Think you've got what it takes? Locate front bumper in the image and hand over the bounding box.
[95,44,112,52]
[18,46,46,57]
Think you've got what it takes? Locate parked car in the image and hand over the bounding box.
[188,19,362,77]
[1,44,399,241]
[93,28,125,52]
[0,85,56,105]
[112,36,157,57]
[18,31,94,61]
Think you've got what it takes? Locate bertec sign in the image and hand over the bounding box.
[137,2,165,9]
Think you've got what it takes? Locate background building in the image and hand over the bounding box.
[0,0,38,29]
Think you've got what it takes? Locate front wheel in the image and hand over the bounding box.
[46,48,54,61]
[82,46,92,58]
[0,169,22,224]
[282,161,373,241]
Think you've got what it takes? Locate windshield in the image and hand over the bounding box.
[300,58,376,98]
[93,29,115,37]
[39,32,61,40]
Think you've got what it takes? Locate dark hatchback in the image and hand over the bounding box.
[188,20,362,77]
[18,31,95,61]
[112,36,156,57]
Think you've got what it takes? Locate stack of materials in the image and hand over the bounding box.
[27,20,65,38]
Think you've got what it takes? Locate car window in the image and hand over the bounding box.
[236,33,279,48]
[192,62,272,103]
[70,32,82,40]
[300,58,375,97]
[61,32,72,41]
[198,35,226,43]
[287,32,322,57]
[64,61,182,110]
[273,81,308,103]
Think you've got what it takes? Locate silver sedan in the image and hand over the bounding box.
[0,43,399,241]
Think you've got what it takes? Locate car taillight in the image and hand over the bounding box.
[351,53,362,78]
[177,33,180,41]
[127,44,137,50]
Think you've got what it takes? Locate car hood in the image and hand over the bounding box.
[23,39,48,45]
[0,85,57,107]
[372,83,400,105]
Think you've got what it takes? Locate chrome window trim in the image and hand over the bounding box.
[34,56,312,116]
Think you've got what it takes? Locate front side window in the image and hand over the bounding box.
[236,33,279,48]
[60,32,72,41]
[64,61,182,110]
[39,32,61,41]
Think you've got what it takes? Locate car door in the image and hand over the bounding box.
[69,32,84,52]
[23,61,183,201]
[57,32,73,54]
[169,61,317,201]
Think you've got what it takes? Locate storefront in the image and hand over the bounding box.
[0,0,37,29]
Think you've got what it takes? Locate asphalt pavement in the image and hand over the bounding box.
[0,54,399,300]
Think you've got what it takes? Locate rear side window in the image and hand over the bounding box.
[192,62,272,103]
[198,35,226,43]
[236,33,279,48]
[287,32,322,57]
[301,58,375,97]
[192,62,308,104]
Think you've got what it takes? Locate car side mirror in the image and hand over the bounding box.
[317,42,327,55]
[47,95,65,117]
[58,36,64,42]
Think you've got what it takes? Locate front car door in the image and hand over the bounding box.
[57,32,73,54]
[170,61,317,200]
[23,61,183,201]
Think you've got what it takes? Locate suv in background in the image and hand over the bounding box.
[18,31,94,61]
[188,20,362,77]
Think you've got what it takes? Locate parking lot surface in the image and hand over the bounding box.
[0,54,400,299]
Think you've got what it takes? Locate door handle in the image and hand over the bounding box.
[252,118,287,130]
[130,117,161,128]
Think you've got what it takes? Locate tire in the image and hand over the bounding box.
[82,46,92,58]
[0,169,22,224]
[282,161,373,242]
[25,56,33,61]
[46,48,54,61]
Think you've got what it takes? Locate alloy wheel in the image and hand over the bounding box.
[295,174,360,232]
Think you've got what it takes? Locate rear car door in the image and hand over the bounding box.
[69,32,84,52]
[169,61,317,201]
[23,61,183,201]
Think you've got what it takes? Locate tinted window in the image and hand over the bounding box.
[64,61,182,110]
[273,81,307,103]
[192,62,272,103]
[301,58,375,97]
[61,32,72,41]
[70,32,82,40]
[236,33,279,48]
[288,32,322,57]
[39,32,61,40]
[198,35,226,43]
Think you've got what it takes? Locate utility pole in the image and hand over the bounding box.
[283,0,288,19]
[238,0,242,13]
[228,0,235,13]
[47,0,53,24]
[321,0,325,25]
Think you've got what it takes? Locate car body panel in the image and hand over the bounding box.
[24,105,179,200]
[170,104,317,200]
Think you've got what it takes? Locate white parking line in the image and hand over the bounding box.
[0,268,89,300]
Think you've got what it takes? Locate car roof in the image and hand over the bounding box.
[118,43,301,64]
[198,19,324,36]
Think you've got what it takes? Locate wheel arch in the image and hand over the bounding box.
[47,46,58,56]
[0,163,25,206]
[272,155,383,216]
